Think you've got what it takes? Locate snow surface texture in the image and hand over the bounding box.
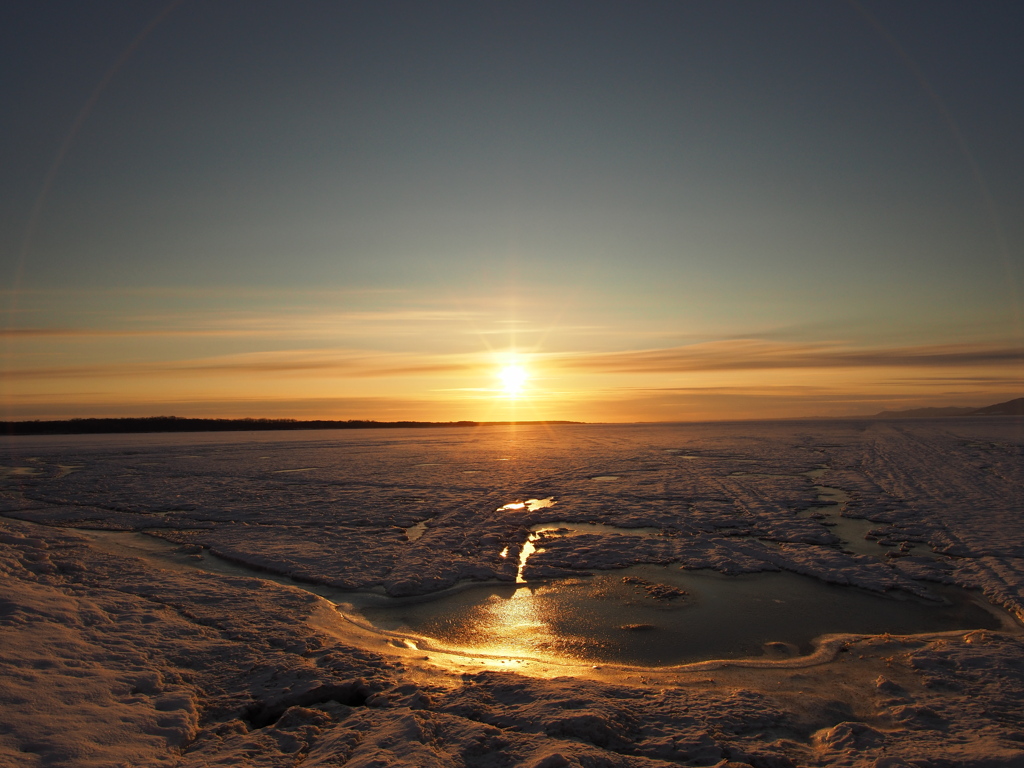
[1,419,1023,766]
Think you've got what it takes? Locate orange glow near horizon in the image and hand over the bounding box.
[1,323,1021,423]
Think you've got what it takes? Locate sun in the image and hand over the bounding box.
[498,363,529,397]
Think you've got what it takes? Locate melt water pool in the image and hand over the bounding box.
[353,564,1004,666]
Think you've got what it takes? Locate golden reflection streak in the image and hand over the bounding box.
[467,588,563,660]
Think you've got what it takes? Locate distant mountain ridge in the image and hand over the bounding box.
[873,397,1024,418]
[971,397,1024,416]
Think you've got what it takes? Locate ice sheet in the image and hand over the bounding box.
[2,419,1023,766]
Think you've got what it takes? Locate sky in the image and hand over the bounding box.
[2,0,1022,422]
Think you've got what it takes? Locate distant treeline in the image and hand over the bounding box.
[1,417,582,436]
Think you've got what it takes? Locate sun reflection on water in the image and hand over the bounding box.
[497,497,556,512]
[464,588,565,660]
[516,539,536,583]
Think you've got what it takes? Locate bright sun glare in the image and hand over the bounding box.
[498,364,529,397]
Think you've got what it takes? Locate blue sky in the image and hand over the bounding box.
[2,1,1022,421]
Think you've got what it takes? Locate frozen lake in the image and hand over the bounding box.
[2,419,1020,666]
[3,418,1024,767]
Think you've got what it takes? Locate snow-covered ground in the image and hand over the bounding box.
[1,419,1023,766]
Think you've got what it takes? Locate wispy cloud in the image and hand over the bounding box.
[548,339,1024,374]
[0,286,409,300]
[0,394,449,421]
[4,339,1023,383]
[0,327,257,338]
[0,348,476,381]
[0,309,484,340]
